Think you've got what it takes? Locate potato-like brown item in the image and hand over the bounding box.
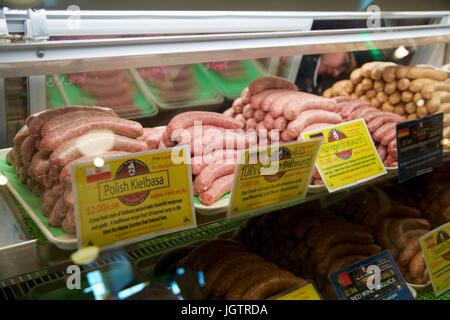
[416,106,428,118]
[409,79,435,93]
[376,91,388,103]
[407,113,418,121]
[373,80,384,93]
[388,91,401,105]
[350,68,363,85]
[384,81,397,95]
[382,102,394,113]
[360,95,370,102]
[371,62,397,81]
[370,97,381,108]
[382,65,399,83]
[395,66,410,79]
[420,82,450,99]
[394,103,406,116]
[397,78,410,91]
[354,83,365,96]
[361,78,373,91]
[350,93,359,99]
[332,80,353,97]
[413,93,425,107]
[427,91,450,114]
[407,66,448,81]
[361,62,382,78]
[366,89,377,98]
[323,88,333,98]
[401,91,413,103]
[405,102,417,114]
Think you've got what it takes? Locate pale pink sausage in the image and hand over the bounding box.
[232,98,244,113]
[40,117,143,152]
[164,111,243,146]
[223,107,235,118]
[286,110,342,138]
[380,125,397,146]
[232,114,245,128]
[194,163,237,193]
[250,89,281,109]
[281,130,295,141]
[376,144,387,162]
[40,110,119,137]
[242,104,254,119]
[340,100,371,120]
[142,127,166,150]
[367,114,404,134]
[191,150,239,175]
[49,134,147,168]
[248,76,298,95]
[372,122,397,142]
[28,106,116,137]
[350,106,376,120]
[333,96,354,104]
[253,109,266,122]
[198,174,234,206]
[240,87,251,104]
[273,117,287,131]
[282,96,338,120]
[388,139,398,160]
[246,118,257,130]
[255,121,268,138]
[261,90,292,112]
[267,129,280,142]
[264,113,275,129]
[177,125,226,145]
[363,110,384,123]
[269,92,302,118]
[62,208,76,235]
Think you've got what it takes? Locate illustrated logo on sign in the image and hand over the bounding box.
[263,147,291,182]
[328,129,352,160]
[436,230,450,260]
[115,159,150,206]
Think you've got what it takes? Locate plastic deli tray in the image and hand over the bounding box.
[194,193,230,216]
[0,148,77,250]
[46,70,159,119]
[26,262,146,300]
[201,59,268,100]
[134,64,224,110]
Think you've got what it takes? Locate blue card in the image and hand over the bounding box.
[328,250,414,300]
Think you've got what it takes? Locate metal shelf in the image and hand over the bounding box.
[0,9,449,77]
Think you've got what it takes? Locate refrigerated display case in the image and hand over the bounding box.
[0,8,449,301]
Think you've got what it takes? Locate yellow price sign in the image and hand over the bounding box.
[71,146,196,249]
[227,140,321,219]
[419,222,450,296]
[275,283,322,300]
[301,119,386,192]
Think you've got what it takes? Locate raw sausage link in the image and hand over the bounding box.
[198,173,234,205]
[409,251,426,278]
[287,110,342,138]
[241,276,307,300]
[164,111,243,146]
[40,117,143,152]
[13,125,29,145]
[261,90,292,112]
[283,95,337,120]
[48,197,69,227]
[40,110,119,137]
[49,134,147,168]
[28,106,116,137]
